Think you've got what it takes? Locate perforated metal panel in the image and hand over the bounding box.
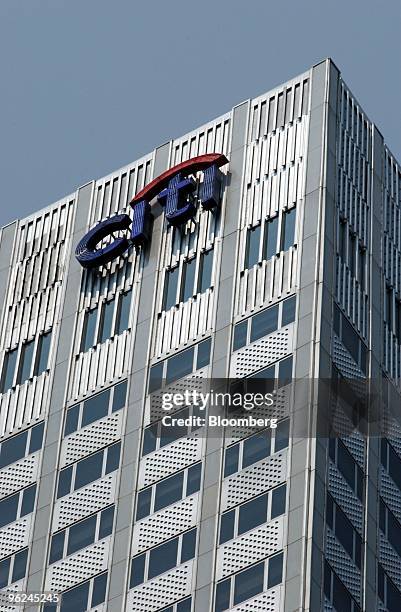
[0,516,31,560]
[325,528,361,603]
[138,436,203,489]
[60,411,123,467]
[328,462,363,534]
[216,517,284,579]
[0,374,50,439]
[231,585,282,612]
[132,493,199,555]
[0,578,26,612]
[44,537,110,592]
[0,452,40,499]
[230,326,294,378]
[221,450,287,511]
[332,335,365,379]
[379,467,401,523]
[378,532,401,591]
[126,561,194,612]
[52,472,118,531]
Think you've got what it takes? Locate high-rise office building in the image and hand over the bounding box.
[0,58,400,612]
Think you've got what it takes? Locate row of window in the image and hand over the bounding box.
[215,553,283,611]
[337,222,367,290]
[329,438,364,502]
[224,419,289,478]
[219,484,286,545]
[0,483,36,529]
[326,493,362,569]
[333,304,367,373]
[136,462,202,521]
[57,442,121,499]
[142,405,203,456]
[1,331,52,394]
[324,561,360,612]
[380,438,401,491]
[130,528,197,587]
[81,290,132,352]
[163,247,214,311]
[43,571,107,612]
[245,356,293,389]
[50,505,114,564]
[0,548,28,589]
[158,597,192,612]
[378,563,401,612]
[64,380,127,437]
[384,286,401,344]
[149,338,211,394]
[233,296,296,351]
[244,207,297,270]
[0,422,44,470]
[379,497,401,558]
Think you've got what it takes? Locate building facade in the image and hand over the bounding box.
[0,58,400,612]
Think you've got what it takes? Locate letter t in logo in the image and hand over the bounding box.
[158,173,196,226]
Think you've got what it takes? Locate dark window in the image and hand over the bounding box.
[263,217,279,260]
[219,510,235,544]
[332,570,352,612]
[164,267,179,310]
[149,362,163,393]
[0,557,10,588]
[334,505,354,560]
[275,419,289,452]
[281,207,296,251]
[29,422,44,453]
[154,472,184,512]
[215,579,230,612]
[242,431,271,469]
[21,484,36,517]
[271,485,286,518]
[187,462,202,495]
[61,581,90,612]
[181,528,196,562]
[233,321,247,351]
[268,552,283,588]
[130,553,146,588]
[166,348,194,385]
[197,339,211,369]
[224,444,239,477]
[82,309,98,352]
[12,548,27,582]
[341,317,359,363]
[75,451,103,490]
[233,562,264,605]
[182,258,197,301]
[245,225,261,268]
[112,381,127,412]
[198,249,214,293]
[278,357,293,388]
[91,572,108,607]
[115,291,132,334]
[136,488,152,520]
[160,408,189,447]
[99,506,114,538]
[67,515,97,555]
[35,332,52,375]
[17,340,35,384]
[250,305,278,342]
[81,390,110,428]
[49,531,65,564]
[57,466,73,498]
[148,537,178,579]
[99,300,115,343]
[238,494,268,534]
[0,430,28,469]
[282,296,296,326]
[1,348,18,392]
[105,442,121,474]
[64,405,80,436]
[0,493,19,528]
[142,424,158,455]
[177,598,192,612]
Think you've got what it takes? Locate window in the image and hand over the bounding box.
[181,258,197,301]
[250,305,279,343]
[381,438,401,492]
[281,296,296,327]
[0,548,29,589]
[245,225,261,268]
[0,423,44,470]
[63,380,127,437]
[0,348,18,393]
[233,297,296,351]
[16,340,35,384]
[263,217,279,260]
[81,308,98,352]
[326,494,362,568]
[334,305,366,373]
[158,598,192,612]
[164,266,180,310]
[136,463,202,520]
[98,300,115,344]
[58,572,108,612]
[0,484,36,529]
[115,290,132,334]
[281,207,296,251]
[148,340,211,394]
[329,438,363,501]
[324,561,360,612]
[198,249,214,293]
[234,562,264,605]
[378,564,401,612]
[57,442,121,498]
[50,506,114,563]
[34,332,52,375]
[130,529,197,587]
[197,338,212,369]
[379,498,401,558]
[166,348,194,385]
[233,321,247,351]
[142,405,203,456]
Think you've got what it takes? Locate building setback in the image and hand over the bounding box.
[0,58,400,612]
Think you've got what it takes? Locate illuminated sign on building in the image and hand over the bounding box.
[75,153,228,269]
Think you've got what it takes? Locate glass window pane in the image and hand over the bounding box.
[64,405,80,437]
[275,419,289,452]
[181,528,197,562]
[219,510,235,544]
[182,258,197,302]
[335,507,354,559]
[1,348,18,392]
[17,340,35,384]
[29,422,44,453]
[105,442,121,474]
[99,300,115,343]
[12,548,28,582]
[130,554,146,588]
[281,207,296,251]
[91,572,108,607]
[198,249,213,293]
[112,381,127,412]
[250,305,278,342]
[267,552,283,588]
[332,571,352,612]
[215,579,230,612]
[149,362,163,393]
[115,291,132,334]
[271,485,286,519]
[75,451,103,490]
[177,598,192,612]
[264,217,279,259]
[245,226,261,268]
[99,505,114,539]
[234,561,264,605]
[0,493,19,528]
[148,538,178,579]
[337,442,356,491]
[278,357,293,388]
[0,557,10,589]
[197,339,211,369]
[21,484,36,517]
[233,321,247,351]
[142,424,158,455]
[136,488,152,520]
[186,463,202,495]
[82,309,98,352]
[57,466,73,498]
[35,332,52,375]
[159,408,189,448]
[67,515,97,556]
[242,431,271,469]
[61,581,90,612]
[166,348,194,385]
[224,444,239,477]
[155,472,184,512]
[164,267,180,310]
[238,494,268,535]
[281,296,296,326]
[0,431,28,469]
[49,531,65,564]
[81,389,110,428]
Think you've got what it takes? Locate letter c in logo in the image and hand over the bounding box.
[75,214,132,269]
